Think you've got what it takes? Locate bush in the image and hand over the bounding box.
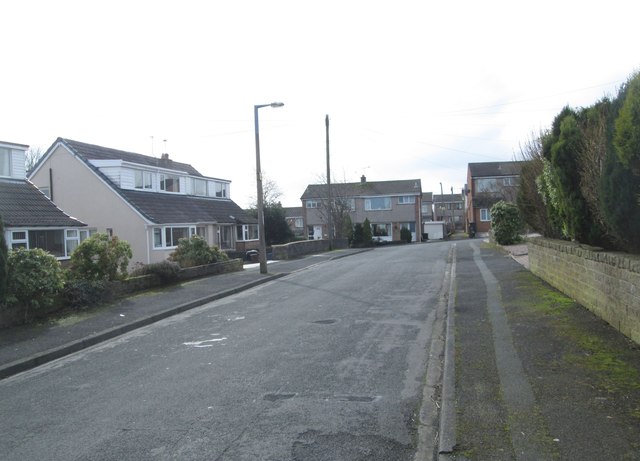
[400,227,412,243]
[6,248,65,320]
[490,201,523,245]
[169,236,228,268]
[69,233,132,281]
[130,260,180,283]
[62,278,110,309]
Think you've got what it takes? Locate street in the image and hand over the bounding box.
[0,242,452,460]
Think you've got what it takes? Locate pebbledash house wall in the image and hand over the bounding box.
[528,237,640,344]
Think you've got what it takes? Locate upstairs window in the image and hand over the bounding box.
[191,178,207,196]
[398,195,415,204]
[160,174,181,192]
[365,197,391,211]
[135,170,153,190]
[215,182,228,198]
[306,200,320,208]
[0,148,11,177]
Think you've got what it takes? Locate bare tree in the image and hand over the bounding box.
[314,173,355,240]
[248,172,283,209]
[25,147,44,173]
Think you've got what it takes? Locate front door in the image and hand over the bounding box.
[313,225,323,240]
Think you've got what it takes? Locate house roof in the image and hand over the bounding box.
[0,179,86,228]
[36,138,255,226]
[56,138,204,177]
[118,189,256,225]
[301,179,422,200]
[283,207,304,218]
[422,192,433,201]
[468,161,523,178]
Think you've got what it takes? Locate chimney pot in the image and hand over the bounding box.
[361,175,366,183]
[161,153,169,160]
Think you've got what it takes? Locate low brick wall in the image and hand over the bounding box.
[271,239,349,260]
[528,237,640,344]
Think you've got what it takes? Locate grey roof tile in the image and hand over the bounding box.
[301,179,422,200]
[468,161,523,178]
[0,179,86,228]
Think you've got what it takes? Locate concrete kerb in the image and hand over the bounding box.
[0,273,288,380]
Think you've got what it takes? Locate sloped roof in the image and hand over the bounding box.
[422,192,433,201]
[38,138,254,226]
[468,161,523,178]
[283,207,304,217]
[0,179,86,228]
[57,138,203,176]
[118,189,256,225]
[301,179,422,200]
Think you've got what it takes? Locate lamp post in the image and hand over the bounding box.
[254,102,284,274]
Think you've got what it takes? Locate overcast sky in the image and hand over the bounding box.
[3,1,638,208]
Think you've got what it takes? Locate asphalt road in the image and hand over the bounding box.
[0,242,451,461]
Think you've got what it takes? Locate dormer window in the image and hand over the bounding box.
[215,182,228,198]
[0,147,11,177]
[160,173,180,192]
[192,178,207,196]
[135,170,153,190]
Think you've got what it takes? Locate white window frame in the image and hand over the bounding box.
[306,200,319,209]
[191,177,207,196]
[135,170,154,190]
[0,147,11,177]
[215,182,228,198]
[153,226,196,249]
[398,195,415,205]
[9,230,28,249]
[236,224,259,241]
[480,208,491,222]
[365,197,391,211]
[160,173,181,193]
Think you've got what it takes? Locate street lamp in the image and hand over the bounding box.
[254,102,284,274]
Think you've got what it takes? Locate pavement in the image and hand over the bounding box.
[2,241,640,460]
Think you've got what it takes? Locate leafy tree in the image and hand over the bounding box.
[400,227,412,243]
[490,201,522,245]
[68,233,132,281]
[614,72,640,175]
[6,248,65,321]
[601,152,640,252]
[352,223,364,246]
[0,215,8,302]
[169,235,228,268]
[362,218,373,245]
[263,202,294,245]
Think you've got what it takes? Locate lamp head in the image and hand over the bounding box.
[270,102,284,108]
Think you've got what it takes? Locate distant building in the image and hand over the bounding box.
[301,175,423,242]
[465,161,523,235]
[421,192,434,222]
[283,207,305,238]
[433,192,465,230]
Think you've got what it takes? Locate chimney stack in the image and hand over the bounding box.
[361,175,366,183]
[161,153,169,160]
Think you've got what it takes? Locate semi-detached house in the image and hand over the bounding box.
[301,175,422,242]
[1,140,88,259]
[29,138,258,267]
